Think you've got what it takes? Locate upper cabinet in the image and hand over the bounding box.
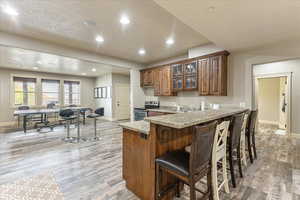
[198,54,228,96]
[153,66,175,96]
[140,51,229,96]
[140,69,154,87]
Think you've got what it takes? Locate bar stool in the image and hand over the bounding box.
[155,121,217,200]
[211,120,231,200]
[227,113,245,188]
[87,108,104,141]
[246,110,258,163]
[59,109,77,142]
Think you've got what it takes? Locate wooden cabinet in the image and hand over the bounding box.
[140,51,229,97]
[153,66,174,96]
[198,54,228,96]
[183,61,198,90]
[141,69,154,87]
[198,58,210,95]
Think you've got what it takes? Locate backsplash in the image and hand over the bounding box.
[143,88,246,109]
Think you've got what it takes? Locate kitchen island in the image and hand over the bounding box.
[120,108,247,200]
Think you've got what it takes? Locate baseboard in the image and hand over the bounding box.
[259,120,279,126]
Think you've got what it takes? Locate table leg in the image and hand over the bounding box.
[77,112,80,141]
[83,112,86,125]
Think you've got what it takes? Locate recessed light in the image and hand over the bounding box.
[138,49,146,55]
[95,35,104,43]
[1,5,19,16]
[208,6,216,12]
[92,68,96,72]
[33,67,38,70]
[120,16,130,25]
[37,60,42,65]
[82,73,87,75]
[166,38,174,45]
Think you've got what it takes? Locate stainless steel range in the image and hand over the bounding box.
[134,101,160,121]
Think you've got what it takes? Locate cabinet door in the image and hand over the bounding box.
[209,55,227,96]
[184,75,197,90]
[172,76,183,91]
[154,69,161,96]
[184,61,197,75]
[162,67,172,95]
[172,64,183,76]
[146,70,154,86]
[198,58,210,95]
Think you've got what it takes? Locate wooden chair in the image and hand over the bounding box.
[211,120,231,200]
[155,121,217,200]
[227,113,245,188]
[246,110,258,163]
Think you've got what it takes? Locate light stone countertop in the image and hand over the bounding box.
[145,108,248,129]
[119,120,150,134]
[147,107,184,114]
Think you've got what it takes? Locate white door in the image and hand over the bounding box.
[114,83,130,120]
[279,77,288,130]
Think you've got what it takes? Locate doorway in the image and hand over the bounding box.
[254,73,291,135]
[114,83,130,120]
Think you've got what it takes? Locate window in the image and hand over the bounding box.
[64,80,80,105]
[13,77,36,106]
[42,79,60,105]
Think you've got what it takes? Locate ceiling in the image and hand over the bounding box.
[0,45,130,77]
[0,0,209,64]
[154,0,300,51]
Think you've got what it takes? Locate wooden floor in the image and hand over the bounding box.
[0,121,299,200]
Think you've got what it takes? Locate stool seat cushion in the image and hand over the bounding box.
[155,150,190,177]
[62,116,77,120]
[87,113,100,118]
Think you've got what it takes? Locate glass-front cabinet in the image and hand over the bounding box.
[184,75,197,90]
[171,64,183,91]
[184,61,197,75]
[172,76,183,91]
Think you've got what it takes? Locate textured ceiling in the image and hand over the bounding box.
[0,0,209,64]
[154,0,300,51]
[0,45,130,77]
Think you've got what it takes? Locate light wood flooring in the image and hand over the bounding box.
[0,121,299,200]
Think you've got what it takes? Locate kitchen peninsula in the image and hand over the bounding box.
[120,108,247,200]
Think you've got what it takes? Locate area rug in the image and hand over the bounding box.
[0,172,64,200]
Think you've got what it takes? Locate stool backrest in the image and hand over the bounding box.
[18,106,30,110]
[247,110,258,137]
[190,121,217,175]
[47,103,55,109]
[212,120,230,158]
[95,108,104,116]
[229,113,245,149]
[59,109,74,118]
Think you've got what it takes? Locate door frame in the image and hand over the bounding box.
[253,72,292,134]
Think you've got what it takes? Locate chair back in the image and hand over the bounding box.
[242,113,250,137]
[247,110,258,137]
[95,108,104,116]
[212,120,230,160]
[18,106,30,110]
[47,103,55,109]
[59,109,74,118]
[229,113,245,149]
[190,121,217,175]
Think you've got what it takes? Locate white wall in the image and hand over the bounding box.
[0,67,96,122]
[257,78,280,124]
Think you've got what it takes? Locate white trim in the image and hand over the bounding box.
[253,72,292,135]
[259,120,279,126]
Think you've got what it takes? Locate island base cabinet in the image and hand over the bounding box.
[123,129,155,200]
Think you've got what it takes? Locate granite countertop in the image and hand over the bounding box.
[147,106,184,114]
[145,108,248,129]
[119,120,150,134]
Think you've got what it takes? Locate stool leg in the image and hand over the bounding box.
[93,118,100,141]
[62,120,74,142]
